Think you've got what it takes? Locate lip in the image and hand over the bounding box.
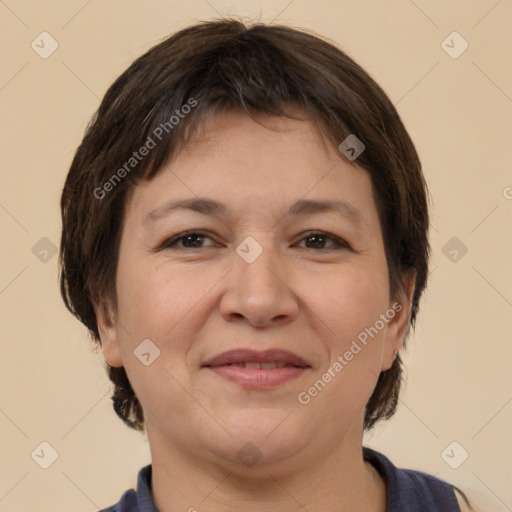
[202,349,310,368]
[202,349,311,390]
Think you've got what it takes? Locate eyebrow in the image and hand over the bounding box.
[143,197,367,229]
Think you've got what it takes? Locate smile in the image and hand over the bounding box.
[205,364,309,389]
[202,348,311,389]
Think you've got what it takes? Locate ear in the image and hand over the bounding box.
[94,299,123,368]
[381,272,416,371]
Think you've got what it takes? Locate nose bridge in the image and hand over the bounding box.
[221,231,297,325]
[235,232,284,289]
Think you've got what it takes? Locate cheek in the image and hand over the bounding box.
[116,257,198,338]
[310,260,389,352]
[297,271,389,425]
[112,261,202,421]
[114,258,225,376]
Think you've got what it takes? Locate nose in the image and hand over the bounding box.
[219,235,299,328]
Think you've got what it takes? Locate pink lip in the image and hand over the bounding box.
[202,348,310,367]
[202,349,311,390]
[207,365,308,389]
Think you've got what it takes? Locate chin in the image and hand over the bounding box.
[198,415,310,472]
[212,439,308,476]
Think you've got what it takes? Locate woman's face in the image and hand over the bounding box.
[96,110,412,472]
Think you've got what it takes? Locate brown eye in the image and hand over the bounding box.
[158,230,350,252]
[297,231,350,250]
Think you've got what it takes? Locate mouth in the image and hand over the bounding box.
[213,361,300,369]
[201,349,311,389]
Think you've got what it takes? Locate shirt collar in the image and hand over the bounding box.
[136,464,159,511]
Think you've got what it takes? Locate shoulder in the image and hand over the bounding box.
[98,489,138,512]
[98,464,154,512]
[363,447,463,511]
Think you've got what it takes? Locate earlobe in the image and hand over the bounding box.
[94,300,124,368]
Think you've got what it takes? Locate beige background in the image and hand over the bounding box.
[1,0,511,511]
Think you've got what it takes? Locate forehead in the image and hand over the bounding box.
[180,108,333,156]
[123,110,380,235]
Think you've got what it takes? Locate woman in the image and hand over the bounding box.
[59,19,472,511]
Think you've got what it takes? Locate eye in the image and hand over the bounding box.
[296,231,350,250]
[159,230,350,251]
[160,231,215,250]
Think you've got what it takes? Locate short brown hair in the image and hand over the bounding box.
[59,19,430,433]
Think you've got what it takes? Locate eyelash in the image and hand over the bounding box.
[159,230,350,251]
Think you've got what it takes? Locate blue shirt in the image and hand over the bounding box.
[100,447,461,511]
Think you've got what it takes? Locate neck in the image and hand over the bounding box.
[147,422,386,512]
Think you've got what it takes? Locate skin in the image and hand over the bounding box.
[95,110,415,512]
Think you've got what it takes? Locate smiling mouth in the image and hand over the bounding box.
[203,360,310,389]
[212,361,301,369]
[204,364,310,389]
[201,348,311,389]
[202,348,310,368]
